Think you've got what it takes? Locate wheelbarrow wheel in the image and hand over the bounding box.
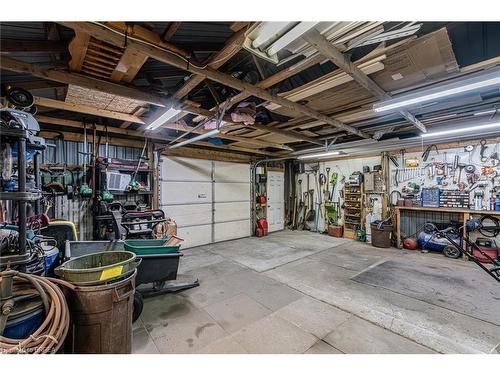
[132,291,144,323]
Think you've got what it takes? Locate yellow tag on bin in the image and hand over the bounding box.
[100,265,124,280]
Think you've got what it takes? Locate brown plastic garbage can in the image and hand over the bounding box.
[370,222,393,248]
[65,270,136,353]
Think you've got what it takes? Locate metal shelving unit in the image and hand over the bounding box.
[0,127,44,269]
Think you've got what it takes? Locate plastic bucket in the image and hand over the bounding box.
[65,270,136,354]
[370,222,393,248]
[55,251,140,285]
[44,246,59,274]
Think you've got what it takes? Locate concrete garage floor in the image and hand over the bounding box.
[132,231,500,354]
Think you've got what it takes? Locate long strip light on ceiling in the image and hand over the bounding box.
[297,150,341,160]
[421,122,500,138]
[145,107,182,131]
[373,69,500,113]
[168,128,220,150]
[244,22,319,64]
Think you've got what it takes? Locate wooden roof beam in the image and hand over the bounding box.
[1,56,171,107]
[58,22,369,139]
[303,28,426,133]
[163,122,294,151]
[162,22,182,42]
[181,104,322,146]
[35,115,275,156]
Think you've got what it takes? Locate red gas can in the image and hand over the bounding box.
[256,218,268,230]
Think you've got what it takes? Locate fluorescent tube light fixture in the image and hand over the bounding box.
[244,22,319,64]
[251,22,290,49]
[168,128,220,150]
[373,69,500,113]
[146,107,182,130]
[297,150,341,160]
[421,122,500,138]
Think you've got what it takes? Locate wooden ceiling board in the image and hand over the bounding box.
[65,84,147,114]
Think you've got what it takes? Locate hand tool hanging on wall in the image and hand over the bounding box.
[78,122,93,198]
[127,139,148,192]
[100,124,114,203]
[452,155,460,184]
[489,143,500,167]
[465,144,474,163]
[422,144,439,162]
[319,172,327,203]
[479,139,488,163]
[325,167,330,201]
[305,173,316,230]
[330,171,338,201]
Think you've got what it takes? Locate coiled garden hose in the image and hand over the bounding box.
[0,270,73,354]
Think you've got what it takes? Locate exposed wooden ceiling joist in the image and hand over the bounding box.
[58,22,369,139]
[181,104,323,146]
[35,115,275,156]
[163,122,293,151]
[303,29,426,133]
[1,56,170,107]
[172,27,247,101]
[162,22,182,42]
[2,56,319,148]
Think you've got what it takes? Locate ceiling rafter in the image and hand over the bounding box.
[58,22,369,139]
[35,115,275,156]
[303,28,427,132]
[2,56,322,147]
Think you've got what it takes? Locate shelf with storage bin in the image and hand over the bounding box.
[343,182,365,239]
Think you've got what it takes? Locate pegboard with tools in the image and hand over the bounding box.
[389,139,500,211]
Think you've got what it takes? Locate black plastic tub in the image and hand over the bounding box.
[135,252,182,285]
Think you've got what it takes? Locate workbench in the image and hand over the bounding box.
[394,206,500,259]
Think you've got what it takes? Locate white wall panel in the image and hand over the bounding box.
[214,202,250,222]
[177,224,212,249]
[160,156,251,249]
[214,161,250,182]
[160,181,212,205]
[162,157,212,181]
[163,203,212,227]
[214,220,251,242]
[214,182,250,202]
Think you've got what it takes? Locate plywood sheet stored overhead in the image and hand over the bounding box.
[65,85,148,114]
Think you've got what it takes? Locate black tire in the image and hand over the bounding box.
[443,245,461,259]
[132,291,144,323]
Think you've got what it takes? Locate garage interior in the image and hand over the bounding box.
[1,20,500,355]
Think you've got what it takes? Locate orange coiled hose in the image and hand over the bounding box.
[0,272,73,354]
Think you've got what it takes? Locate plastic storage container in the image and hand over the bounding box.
[55,251,140,285]
[123,239,180,255]
[370,222,393,248]
[65,270,136,354]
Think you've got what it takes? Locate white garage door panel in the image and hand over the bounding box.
[214,161,249,182]
[177,224,212,249]
[162,204,212,227]
[214,182,250,202]
[214,202,250,222]
[214,220,251,242]
[161,181,212,205]
[163,157,212,181]
[160,156,251,248]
